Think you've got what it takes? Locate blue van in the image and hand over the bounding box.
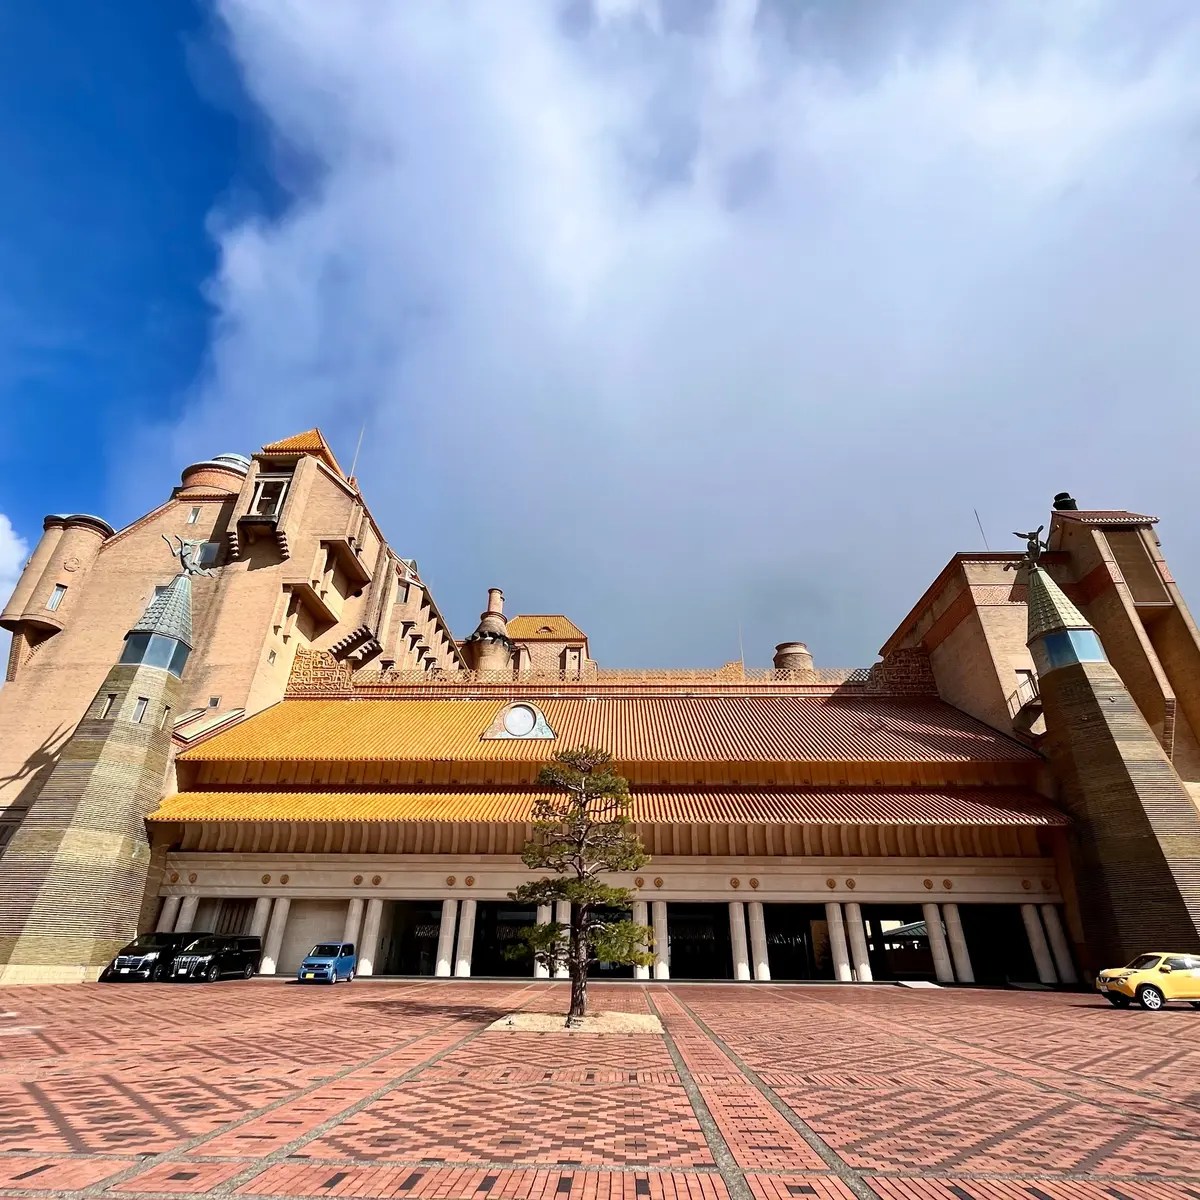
[297,942,357,983]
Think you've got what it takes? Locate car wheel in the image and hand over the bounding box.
[151,963,166,983]
[243,962,255,980]
[347,969,355,983]
[1106,994,1131,1007]
[205,962,220,983]
[1138,985,1165,1011]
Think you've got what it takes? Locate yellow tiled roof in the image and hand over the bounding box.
[506,615,587,641]
[178,696,1037,764]
[260,429,344,475]
[148,788,1066,826]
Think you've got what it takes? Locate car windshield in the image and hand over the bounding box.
[184,937,222,953]
[310,944,341,958]
[127,934,182,950]
[1125,955,1161,970]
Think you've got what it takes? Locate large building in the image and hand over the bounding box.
[1,432,1198,985]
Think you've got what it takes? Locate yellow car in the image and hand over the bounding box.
[1096,952,1200,1011]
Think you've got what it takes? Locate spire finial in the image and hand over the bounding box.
[1006,525,1046,572]
[162,534,214,577]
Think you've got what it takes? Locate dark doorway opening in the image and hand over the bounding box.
[379,901,443,976]
[667,903,733,979]
[472,902,536,976]
[958,904,1039,985]
[763,904,832,979]
[861,905,936,981]
[589,906,635,979]
[214,899,254,936]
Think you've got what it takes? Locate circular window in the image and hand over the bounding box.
[503,704,537,736]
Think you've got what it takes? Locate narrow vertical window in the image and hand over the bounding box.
[100,694,117,719]
[160,705,173,730]
[132,697,149,724]
[267,649,277,665]
[46,584,67,611]
[186,506,201,525]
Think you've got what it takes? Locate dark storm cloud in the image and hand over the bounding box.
[129,0,1200,667]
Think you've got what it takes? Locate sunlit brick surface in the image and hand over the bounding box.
[0,982,1197,1200]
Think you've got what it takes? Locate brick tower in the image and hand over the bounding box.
[1027,562,1200,967]
[0,560,195,984]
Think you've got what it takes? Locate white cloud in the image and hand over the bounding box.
[0,514,29,687]
[141,0,1200,665]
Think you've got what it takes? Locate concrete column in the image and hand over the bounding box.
[553,900,571,979]
[1020,903,1059,985]
[454,898,477,977]
[652,900,669,979]
[342,897,365,947]
[1040,904,1078,985]
[260,897,291,976]
[535,904,552,978]
[922,903,955,983]
[942,903,974,984]
[156,896,181,933]
[632,900,650,979]
[747,900,770,980]
[825,902,852,981]
[249,896,273,939]
[729,901,751,980]
[844,902,873,982]
[435,898,457,977]
[358,898,384,976]
[174,895,199,934]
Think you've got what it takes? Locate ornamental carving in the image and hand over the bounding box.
[923,878,933,890]
[846,878,856,890]
[635,877,645,888]
[653,877,664,888]
[372,875,382,886]
[942,879,953,890]
[353,875,363,886]
[825,878,836,889]
[1021,878,1032,890]
[280,874,290,884]
[62,555,80,573]
[749,878,759,889]
[261,874,271,885]
[287,647,354,696]
[465,875,475,887]
[170,872,179,884]
[730,877,741,888]
[446,876,456,886]
[188,873,197,884]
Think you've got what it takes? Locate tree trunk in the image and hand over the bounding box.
[568,916,588,1020]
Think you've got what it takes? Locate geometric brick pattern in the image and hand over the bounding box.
[0,981,1197,1200]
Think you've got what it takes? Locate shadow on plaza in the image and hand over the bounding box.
[344,995,517,1023]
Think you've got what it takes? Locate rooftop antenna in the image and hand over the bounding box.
[348,423,366,482]
[737,619,745,666]
[973,508,990,551]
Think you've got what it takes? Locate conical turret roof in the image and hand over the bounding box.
[1026,566,1091,642]
[130,574,194,647]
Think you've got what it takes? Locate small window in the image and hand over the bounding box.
[342,944,355,956]
[132,697,149,724]
[197,541,220,566]
[46,584,67,612]
[208,696,221,708]
[267,650,277,665]
[154,585,168,599]
[160,705,173,730]
[100,694,117,719]
[186,507,201,525]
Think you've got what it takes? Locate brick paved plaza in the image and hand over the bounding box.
[0,982,1197,1200]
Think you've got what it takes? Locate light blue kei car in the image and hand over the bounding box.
[297,941,357,983]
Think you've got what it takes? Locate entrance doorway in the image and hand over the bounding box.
[472,902,536,976]
[861,905,936,981]
[666,903,733,979]
[378,901,443,975]
[762,904,832,978]
[590,906,635,979]
[958,904,1039,984]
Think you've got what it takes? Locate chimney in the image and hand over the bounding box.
[1053,492,1079,511]
[773,642,815,679]
[487,588,504,615]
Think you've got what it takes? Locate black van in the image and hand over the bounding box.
[99,931,214,982]
[170,935,263,982]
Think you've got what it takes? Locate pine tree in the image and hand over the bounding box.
[508,747,652,1022]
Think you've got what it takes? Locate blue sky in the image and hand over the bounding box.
[4,1,1200,670]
